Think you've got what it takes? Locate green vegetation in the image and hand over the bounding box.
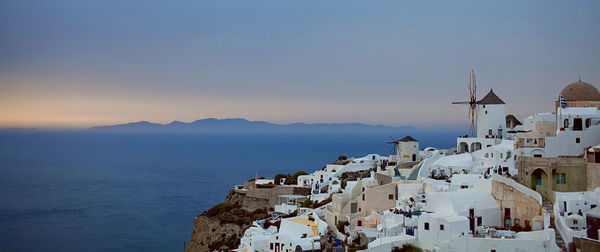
[336,220,349,233]
[253,213,267,220]
[312,196,332,208]
[293,170,308,178]
[274,173,287,184]
[206,203,233,217]
[301,198,313,208]
[392,244,423,252]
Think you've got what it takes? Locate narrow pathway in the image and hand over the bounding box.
[542,198,567,251]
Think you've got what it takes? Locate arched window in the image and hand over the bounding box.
[564,119,569,128]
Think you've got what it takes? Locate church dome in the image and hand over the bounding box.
[559,79,600,101]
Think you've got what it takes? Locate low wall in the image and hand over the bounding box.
[443,229,558,252]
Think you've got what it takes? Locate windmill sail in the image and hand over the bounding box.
[452,70,478,136]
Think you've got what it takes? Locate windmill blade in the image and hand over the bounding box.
[473,71,477,101]
[452,101,470,104]
[471,106,476,135]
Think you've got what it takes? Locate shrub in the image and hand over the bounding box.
[336,220,349,233]
[312,197,332,208]
[338,155,347,160]
[392,244,423,252]
[301,199,313,208]
[341,180,347,189]
[206,203,232,217]
[293,170,308,178]
[253,214,267,220]
[274,173,287,184]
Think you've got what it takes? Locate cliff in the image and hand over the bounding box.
[184,189,271,252]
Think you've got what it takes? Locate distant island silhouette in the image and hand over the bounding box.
[87,118,417,134]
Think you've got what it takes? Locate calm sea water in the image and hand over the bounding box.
[0,131,456,251]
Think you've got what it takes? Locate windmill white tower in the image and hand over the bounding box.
[452,71,507,152]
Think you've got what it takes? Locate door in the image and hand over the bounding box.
[469,208,475,233]
[573,118,582,131]
[504,208,511,229]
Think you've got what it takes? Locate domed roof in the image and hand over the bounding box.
[560,79,600,101]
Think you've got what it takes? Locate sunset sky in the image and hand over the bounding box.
[1,1,599,129]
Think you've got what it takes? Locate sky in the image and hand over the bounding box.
[1,0,599,129]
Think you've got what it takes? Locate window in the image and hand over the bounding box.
[485,110,488,114]
[270,243,273,250]
[556,173,566,184]
[576,137,580,143]
[574,220,578,225]
[536,178,542,186]
[424,222,430,230]
[477,216,482,226]
[362,194,365,201]
[500,153,503,159]
[389,194,394,200]
[351,203,357,213]
[586,118,592,128]
[515,219,520,226]
[440,224,445,230]
[564,119,569,128]
[461,185,469,189]
[357,220,362,226]
[489,129,493,135]
[534,154,542,158]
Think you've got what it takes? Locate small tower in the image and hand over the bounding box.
[396,135,419,162]
[476,89,506,139]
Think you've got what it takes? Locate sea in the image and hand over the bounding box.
[0,131,458,251]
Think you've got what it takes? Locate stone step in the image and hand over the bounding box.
[543,198,567,252]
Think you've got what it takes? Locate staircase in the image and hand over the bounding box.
[543,198,567,251]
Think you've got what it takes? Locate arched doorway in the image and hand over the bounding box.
[471,142,482,152]
[531,168,548,192]
[459,142,469,153]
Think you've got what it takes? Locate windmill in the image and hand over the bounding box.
[386,136,400,157]
[452,70,478,136]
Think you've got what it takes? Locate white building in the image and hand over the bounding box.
[515,80,600,158]
[238,212,328,252]
[393,136,420,162]
[457,89,507,153]
[553,190,600,244]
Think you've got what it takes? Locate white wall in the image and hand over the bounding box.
[397,141,419,162]
[477,104,507,139]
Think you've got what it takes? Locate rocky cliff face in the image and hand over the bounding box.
[184,214,250,252]
[184,189,270,252]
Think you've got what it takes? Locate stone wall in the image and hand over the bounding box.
[491,179,543,229]
[518,156,587,201]
[587,163,600,191]
[245,185,310,207]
